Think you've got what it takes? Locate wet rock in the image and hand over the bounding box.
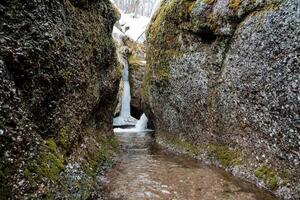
[0,0,119,199]
[145,0,299,199]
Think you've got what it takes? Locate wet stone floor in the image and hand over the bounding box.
[101,132,277,200]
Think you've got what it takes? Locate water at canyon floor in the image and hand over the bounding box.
[101,131,278,200]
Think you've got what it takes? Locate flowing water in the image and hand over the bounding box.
[113,50,137,127]
[101,131,277,200]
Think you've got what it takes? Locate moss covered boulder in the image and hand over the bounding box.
[0,0,120,199]
[145,0,299,199]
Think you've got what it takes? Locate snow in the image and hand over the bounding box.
[111,0,161,43]
[150,0,162,18]
[113,12,150,42]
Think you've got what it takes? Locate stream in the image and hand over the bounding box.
[101,131,277,200]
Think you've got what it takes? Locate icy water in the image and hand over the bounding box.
[102,132,277,200]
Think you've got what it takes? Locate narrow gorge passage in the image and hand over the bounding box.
[0,0,298,199]
[107,1,289,199]
[101,132,277,200]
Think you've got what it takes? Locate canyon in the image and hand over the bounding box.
[0,0,299,199]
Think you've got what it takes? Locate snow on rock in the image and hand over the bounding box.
[113,12,150,43]
[111,0,161,43]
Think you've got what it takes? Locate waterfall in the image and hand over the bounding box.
[135,113,148,131]
[119,57,131,117]
[113,51,138,127]
[114,113,152,133]
[112,51,152,133]
[112,33,152,132]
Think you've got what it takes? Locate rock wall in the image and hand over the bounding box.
[145,0,299,199]
[0,0,119,199]
[127,39,147,116]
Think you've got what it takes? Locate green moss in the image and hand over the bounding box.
[182,0,197,13]
[36,151,64,182]
[61,68,73,82]
[208,144,242,167]
[142,65,152,103]
[229,0,241,10]
[157,61,171,81]
[34,140,65,182]
[174,137,198,156]
[58,127,70,149]
[0,165,15,199]
[255,165,279,189]
[46,139,57,153]
[23,140,65,192]
[203,0,215,5]
[116,65,123,77]
[149,0,177,36]
[77,132,119,178]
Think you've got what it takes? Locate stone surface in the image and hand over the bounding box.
[145,0,299,199]
[128,39,147,115]
[0,0,119,199]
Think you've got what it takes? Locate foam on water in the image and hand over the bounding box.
[114,113,153,133]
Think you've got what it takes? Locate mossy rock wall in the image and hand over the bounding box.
[145,0,299,199]
[0,0,119,199]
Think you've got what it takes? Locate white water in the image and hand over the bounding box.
[120,61,130,117]
[114,113,153,133]
[135,113,148,131]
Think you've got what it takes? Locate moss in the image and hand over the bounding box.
[208,144,242,167]
[128,54,143,71]
[77,131,119,178]
[182,0,197,13]
[58,127,70,149]
[23,140,65,193]
[46,139,57,153]
[255,165,279,189]
[142,73,150,103]
[35,140,64,182]
[0,166,14,199]
[229,0,241,10]
[203,0,215,5]
[157,61,171,81]
[61,68,73,82]
[174,137,198,156]
[36,151,64,182]
[116,65,123,77]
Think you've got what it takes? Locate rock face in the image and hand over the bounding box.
[0,0,119,199]
[145,0,299,199]
[128,39,147,116]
